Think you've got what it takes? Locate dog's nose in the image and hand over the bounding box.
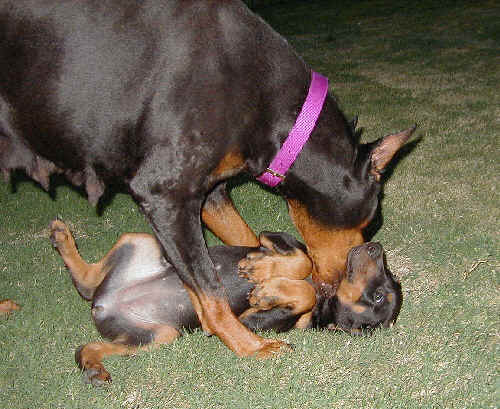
[366,242,381,258]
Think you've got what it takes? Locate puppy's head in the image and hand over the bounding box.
[316,242,402,334]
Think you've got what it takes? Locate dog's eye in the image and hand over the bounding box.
[373,290,385,304]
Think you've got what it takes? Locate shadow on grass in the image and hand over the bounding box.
[6,170,127,217]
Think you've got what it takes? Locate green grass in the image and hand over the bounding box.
[1,1,499,407]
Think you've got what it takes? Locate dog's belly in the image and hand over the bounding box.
[91,246,254,344]
[92,271,199,343]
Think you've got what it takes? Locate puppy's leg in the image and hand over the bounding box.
[238,232,312,282]
[239,278,316,332]
[244,278,316,316]
[50,220,146,300]
[75,325,180,387]
[50,220,108,300]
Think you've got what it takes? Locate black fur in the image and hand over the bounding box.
[1,1,412,350]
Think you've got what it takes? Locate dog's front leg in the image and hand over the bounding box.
[139,196,286,357]
[129,162,287,357]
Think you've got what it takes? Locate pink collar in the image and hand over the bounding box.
[256,71,328,187]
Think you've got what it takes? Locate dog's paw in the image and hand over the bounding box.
[81,367,112,387]
[75,345,112,387]
[49,219,71,249]
[254,339,293,358]
[238,250,275,283]
[238,244,312,283]
[247,284,279,309]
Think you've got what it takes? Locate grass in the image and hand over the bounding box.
[1,0,498,407]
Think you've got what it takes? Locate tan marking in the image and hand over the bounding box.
[49,220,158,300]
[211,151,246,179]
[351,303,367,314]
[0,299,20,316]
[335,248,379,305]
[254,341,293,359]
[152,325,181,344]
[287,199,365,286]
[183,285,212,335]
[193,293,289,357]
[203,150,258,246]
[247,278,316,316]
[370,126,416,180]
[76,325,180,385]
[294,311,313,329]
[336,279,364,304]
[238,234,312,282]
[202,201,259,247]
[50,219,106,299]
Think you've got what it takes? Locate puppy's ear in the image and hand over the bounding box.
[258,231,307,255]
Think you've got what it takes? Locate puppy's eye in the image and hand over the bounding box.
[373,290,385,304]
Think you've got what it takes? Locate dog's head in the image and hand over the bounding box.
[314,242,402,334]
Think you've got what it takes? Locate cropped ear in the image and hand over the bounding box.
[349,115,363,143]
[370,125,416,181]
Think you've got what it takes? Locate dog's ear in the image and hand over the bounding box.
[349,115,363,143]
[258,231,307,255]
[369,125,416,181]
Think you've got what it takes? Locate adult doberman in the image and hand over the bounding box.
[49,220,401,386]
[0,0,414,356]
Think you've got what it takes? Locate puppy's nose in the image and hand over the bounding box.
[366,242,382,258]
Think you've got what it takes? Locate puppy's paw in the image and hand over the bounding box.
[238,250,275,283]
[81,367,112,387]
[49,219,71,249]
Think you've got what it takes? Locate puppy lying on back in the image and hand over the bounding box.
[50,220,402,386]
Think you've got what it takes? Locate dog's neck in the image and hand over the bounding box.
[256,71,328,187]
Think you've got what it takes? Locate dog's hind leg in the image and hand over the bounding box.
[75,326,181,387]
[202,183,259,247]
[50,220,109,300]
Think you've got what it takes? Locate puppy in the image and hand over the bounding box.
[50,220,401,386]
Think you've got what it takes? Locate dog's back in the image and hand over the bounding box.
[0,0,304,197]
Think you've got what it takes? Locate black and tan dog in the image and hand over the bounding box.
[0,0,414,356]
[50,220,401,386]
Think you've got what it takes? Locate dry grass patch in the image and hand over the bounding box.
[385,247,421,281]
[435,90,484,107]
[360,64,470,94]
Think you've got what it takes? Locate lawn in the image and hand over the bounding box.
[1,0,498,408]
